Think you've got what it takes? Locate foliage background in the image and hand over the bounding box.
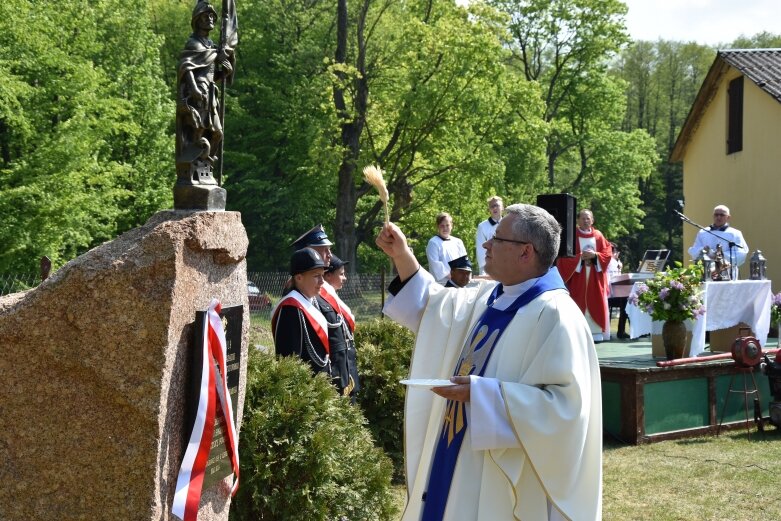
[0,0,173,272]
[1,0,780,277]
[353,318,415,483]
[230,348,398,520]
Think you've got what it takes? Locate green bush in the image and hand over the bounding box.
[354,319,414,484]
[230,349,398,521]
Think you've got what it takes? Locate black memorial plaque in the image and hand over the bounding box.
[184,304,243,492]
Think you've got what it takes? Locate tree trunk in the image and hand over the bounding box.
[547,144,557,187]
[332,0,369,272]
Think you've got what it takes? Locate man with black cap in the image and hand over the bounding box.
[292,224,334,266]
[272,248,358,398]
[445,255,473,288]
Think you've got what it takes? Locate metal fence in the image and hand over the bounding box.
[1,271,389,319]
[0,273,40,296]
[247,271,388,319]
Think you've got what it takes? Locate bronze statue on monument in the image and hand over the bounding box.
[174,0,238,210]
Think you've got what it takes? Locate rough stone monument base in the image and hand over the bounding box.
[0,210,249,521]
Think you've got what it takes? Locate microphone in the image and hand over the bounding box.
[673,208,690,223]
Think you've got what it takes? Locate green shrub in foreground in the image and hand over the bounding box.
[354,318,414,484]
[230,349,398,521]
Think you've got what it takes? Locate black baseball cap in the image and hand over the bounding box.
[290,248,326,275]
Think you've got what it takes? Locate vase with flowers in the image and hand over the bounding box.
[629,263,705,359]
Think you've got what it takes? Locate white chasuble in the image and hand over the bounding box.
[384,270,602,521]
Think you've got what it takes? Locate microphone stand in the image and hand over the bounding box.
[674,209,739,280]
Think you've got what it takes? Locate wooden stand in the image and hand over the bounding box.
[601,359,771,444]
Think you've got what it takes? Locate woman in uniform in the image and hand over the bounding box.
[272,248,358,398]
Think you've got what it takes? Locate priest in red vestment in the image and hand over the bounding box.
[556,209,612,342]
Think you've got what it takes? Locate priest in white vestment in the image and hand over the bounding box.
[376,203,602,521]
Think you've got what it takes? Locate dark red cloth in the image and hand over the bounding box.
[556,228,612,331]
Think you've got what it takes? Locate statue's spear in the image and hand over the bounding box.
[217,0,238,187]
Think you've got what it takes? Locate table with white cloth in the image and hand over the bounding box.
[626,280,772,357]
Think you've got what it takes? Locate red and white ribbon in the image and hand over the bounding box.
[172,299,240,520]
[320,282,355,331]
[271,291,330,349]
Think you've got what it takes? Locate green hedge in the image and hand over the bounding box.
[230,349,398,521]
[354,319,415,484]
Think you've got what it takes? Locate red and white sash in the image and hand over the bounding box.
[272,290,330,351]
[320,282,355,332]
[172,299,240,521]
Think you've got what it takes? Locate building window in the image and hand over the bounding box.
[727,76,743,154]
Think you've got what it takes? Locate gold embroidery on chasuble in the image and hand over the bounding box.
[442,324,501,446]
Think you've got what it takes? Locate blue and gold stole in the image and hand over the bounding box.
[421,267,566,521]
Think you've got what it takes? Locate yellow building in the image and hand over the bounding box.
[671,49,781,288]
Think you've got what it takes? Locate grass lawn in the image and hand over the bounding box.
[603,430,781,520]
[250,314,781,520]
[389,432,781,520]
[249,312,274,347]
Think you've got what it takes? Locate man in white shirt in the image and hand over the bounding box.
[475,196,503,275]
[376,203,602,521]
[687,204,748,280]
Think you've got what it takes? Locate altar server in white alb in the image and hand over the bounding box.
[425,212,468,285]
[475,195,504,275]
[376,203,602,521]
[687,204,749,280]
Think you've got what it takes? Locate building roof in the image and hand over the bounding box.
[670,48,781,162]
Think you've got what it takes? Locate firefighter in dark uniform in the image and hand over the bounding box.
[444,254,474,288]
[272,247,359,399]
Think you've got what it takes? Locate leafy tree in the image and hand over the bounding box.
[617,40,656,133]
[218,0,339,271]
[217,0,546,271]
[491,0,656,241]
[729,31,781,49]
[612,39,713,267]
[492,0,630,181]
[147,0,192,98]
[0,0,173,272]
[349,1,546,269]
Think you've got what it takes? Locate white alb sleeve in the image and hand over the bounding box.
[383,270,437,333]
[468,375,519,450]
